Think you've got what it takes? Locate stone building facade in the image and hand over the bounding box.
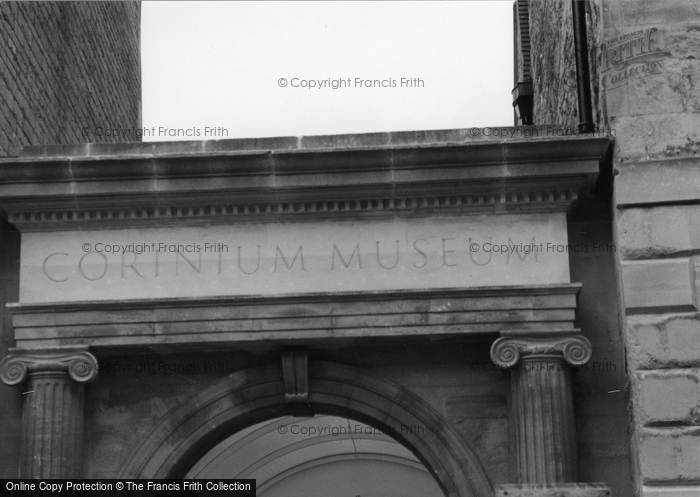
[0,129,624,497]
[519,1,700,495]
[0,0,141,479]
[0,2,698,497]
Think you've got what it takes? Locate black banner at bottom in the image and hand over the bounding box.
[3,480,256,497]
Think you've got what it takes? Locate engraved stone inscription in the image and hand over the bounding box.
[20,214,570,303]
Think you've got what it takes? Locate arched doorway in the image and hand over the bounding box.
[120,361,493,497]
[187,415,444,497]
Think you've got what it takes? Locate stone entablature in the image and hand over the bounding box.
[0,133,610,309]
[9,285,580,349]
[0,130,614,493]
[0,132,610,232]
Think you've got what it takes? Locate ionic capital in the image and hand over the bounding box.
[0,348,98,386]
[490,333,592,368]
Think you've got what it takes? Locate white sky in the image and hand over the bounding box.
[141,1,514,141]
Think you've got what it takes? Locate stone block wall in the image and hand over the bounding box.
[526,0,700,494]
[0,1,141,157]
[604,1,700,494]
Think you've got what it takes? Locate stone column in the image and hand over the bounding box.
[491,331,592,485]
[0,348,98,478]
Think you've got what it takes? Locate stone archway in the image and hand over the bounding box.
[119,361,493,497]
[188,414,445,496]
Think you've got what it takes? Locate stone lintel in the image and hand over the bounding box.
[0,347,98,386]
[8,285,581,349]
[494,483,612,497]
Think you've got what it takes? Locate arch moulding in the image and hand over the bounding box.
[119,361,493,497]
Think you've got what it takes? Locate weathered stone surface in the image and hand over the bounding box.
[577,405,634,491]
[611,114,700,162]
[627,66,686,116]
[602,31,700,117]
[627,314,700,369]
[664,24,700,61]
[19,372,85,478]
[639,427,700,483]
[642,485,700,497]
[621,258,697,312]
[609,114,649,161]
[0,349,98,478]
[619,0,700,27]
[491,332,592,484]
[604,83,630,117]
[616,157,700,205]
[618,205,700,259]
[633,58,700,114]
[0,217,21,478]
[19,214,570,303]
[528,0,605,130]
[14,126,607,158]
[491,333,593,367]
[112,360,496,496]
[635,369,700,425]
[517,0,700,492]
[10,285,580,349]
[0,135,609,238]
[0,349,98,385]
[494,483,612,497]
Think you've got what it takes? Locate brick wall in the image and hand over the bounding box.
[0,1,141,157]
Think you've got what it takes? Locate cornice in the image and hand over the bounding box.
[5,185,583,231]
[0,135,612,231]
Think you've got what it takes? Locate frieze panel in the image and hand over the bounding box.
[20,213,571,303]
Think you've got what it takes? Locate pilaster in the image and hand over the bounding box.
[491,331,610,496]
[0,348,97,478]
